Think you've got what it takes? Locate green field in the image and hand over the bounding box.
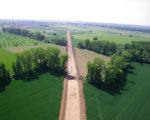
[73,28,150,44]
[84,62,150,120]
[0,48,16,73]
[0,32,43,47]
[0,73,63,120]
[6,43,66,54]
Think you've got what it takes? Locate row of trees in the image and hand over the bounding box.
[0,63,10,90]
[2,27,45,41]
[86,51,131,89]
[0,47,68,90]
[13,47,68,78]
[2,27,67,46]
[77,38,150,64]
[45,37,67,46]
[77,39,117,56]
[124,41,150,64]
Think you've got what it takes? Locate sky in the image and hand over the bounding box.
[0,0,150,26]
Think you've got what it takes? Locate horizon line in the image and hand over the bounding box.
[0,18,150,27]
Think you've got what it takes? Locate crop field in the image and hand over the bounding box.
[75,48,110,76]
[72,27,150,44]
[1,23,150,120]
[84,62,150,120]
[0,48,16,73]
[0,32,43,47]
[6,43,66,54]
[0,73,63,120]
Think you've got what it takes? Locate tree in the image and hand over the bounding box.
[77,42,84,49]
[0,63,10,90]
[59,54,68,72]
[86,58,104,84]
[85,39,91,50]
[104,63,123,87]
[93,37,98,40]
[45,47,60,71]
[12,47,68,79]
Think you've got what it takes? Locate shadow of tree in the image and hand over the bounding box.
[0,79,12,93]
[12,67,65,83]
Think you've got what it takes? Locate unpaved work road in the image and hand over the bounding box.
[65,32,80,120]
[59,32,86,120]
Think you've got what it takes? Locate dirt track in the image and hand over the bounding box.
[59,32,86,120]
[64,32,80,120]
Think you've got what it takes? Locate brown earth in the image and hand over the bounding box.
[59,32,86,120]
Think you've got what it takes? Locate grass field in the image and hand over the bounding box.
[72,27,150,44]
[84,62,150,120]
[0,48,16,73]
[0,32,43,47]
[0,73,63,120]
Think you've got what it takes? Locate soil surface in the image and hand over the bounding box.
[59,32,86,120]
[64,32,81,120]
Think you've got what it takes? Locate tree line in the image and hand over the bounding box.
[124,41,150,64]
[45,36,67,46]
[2,27,45,41]
[0,47,68,90]
[0,63,10,90]
[86,51,131,91]
[83,38,150,91]
[77,38,150,64]
[77,39,117,56]
[13,47,68,78]
[2,27,67,46]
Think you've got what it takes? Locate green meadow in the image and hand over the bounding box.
[73,28,150,44]
[84,62,150,120]
[0,73,63,120]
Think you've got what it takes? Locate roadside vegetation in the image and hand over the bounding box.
[0,47,68,91]
[86,51,131,92]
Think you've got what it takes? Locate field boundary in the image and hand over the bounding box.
[59,46,68,120]
[59,78,68,120]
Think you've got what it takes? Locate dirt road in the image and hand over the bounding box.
[64,32,81,120]
[59,32,86,120]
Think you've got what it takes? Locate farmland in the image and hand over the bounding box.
[84,62,150,120]
[73,28,150,44]
[0,73,63,120]
[0,48,16,73]
[0,32,43,47]
[75,48,110,76]
[0,20,150,120]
